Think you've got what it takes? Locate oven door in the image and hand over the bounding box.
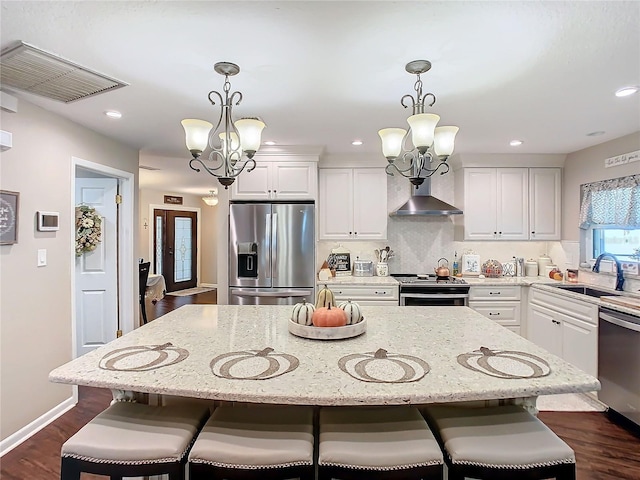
[400,293,468,306]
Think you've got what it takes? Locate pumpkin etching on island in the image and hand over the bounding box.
[291,299,315,326]
[457,346,551,379]
[338,300,363,324]
[210,347,299,380]
[99,343,189,372]
[315,284,336,308]
[338,348,430,383]
[312,304,347,327]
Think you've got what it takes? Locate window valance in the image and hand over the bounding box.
[579,174,640,229]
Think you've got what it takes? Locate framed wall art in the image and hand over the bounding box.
[461,253,480,275]
[0,190,19,245]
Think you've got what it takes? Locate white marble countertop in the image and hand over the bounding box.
[50,305,599,406]
[317,276,400,286]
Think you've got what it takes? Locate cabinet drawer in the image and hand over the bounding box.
[332,285,399,302]
[529,288,597,324]
[469,286,521,301]
[469,301,521,326]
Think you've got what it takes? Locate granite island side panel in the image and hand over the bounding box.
[50,305,600,406]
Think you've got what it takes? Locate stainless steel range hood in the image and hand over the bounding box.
[390,177,462,216]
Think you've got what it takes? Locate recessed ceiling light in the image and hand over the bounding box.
[264,141,276,146]
[352,140,363,146]
[509,140,523,146]
[105,110,122,119]
[587,131,605,137]
[615,86,639,97]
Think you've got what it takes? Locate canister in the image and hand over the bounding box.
[525,259,538,277]
[537,254,552,273]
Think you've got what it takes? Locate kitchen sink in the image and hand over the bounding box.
[554,285,621,298]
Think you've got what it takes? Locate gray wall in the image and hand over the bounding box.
[562,131,640,241]
[0,98,139,443]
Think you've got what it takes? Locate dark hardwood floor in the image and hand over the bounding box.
[2,289,639,480]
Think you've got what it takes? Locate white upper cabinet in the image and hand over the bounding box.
[319,168,388,240]
[231,161,317,200]
[460,167,560,241]
[529,168,561,240]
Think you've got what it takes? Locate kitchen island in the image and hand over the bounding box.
[50,305,599,408]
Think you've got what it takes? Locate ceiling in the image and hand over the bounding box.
[2,1,639,196]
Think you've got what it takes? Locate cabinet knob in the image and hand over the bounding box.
[499,231,502,235]
[349,231,352,235]
[354,232,357,235]
[531,231,535,235]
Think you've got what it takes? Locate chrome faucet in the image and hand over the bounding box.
[592,252,625,291]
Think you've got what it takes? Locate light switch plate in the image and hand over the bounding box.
[37,249,47,267]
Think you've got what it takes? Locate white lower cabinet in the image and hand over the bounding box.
[469,286,522,335]
[528,288,598,377]
[330,285,399,306]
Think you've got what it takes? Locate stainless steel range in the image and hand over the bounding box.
[393,274,470,306]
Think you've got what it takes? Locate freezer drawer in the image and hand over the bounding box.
[229,288,314,305]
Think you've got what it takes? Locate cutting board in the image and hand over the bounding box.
[600,296,640,310]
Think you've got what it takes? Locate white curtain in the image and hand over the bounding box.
[579,174,640,228]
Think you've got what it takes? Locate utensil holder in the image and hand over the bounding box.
[376,262,389,276]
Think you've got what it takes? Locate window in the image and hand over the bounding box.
[592,228,640,260]
[580,174,640,262]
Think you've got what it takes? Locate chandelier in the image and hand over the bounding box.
[181,62,266,188]
[202,189,219,206]
[378,60,459,187]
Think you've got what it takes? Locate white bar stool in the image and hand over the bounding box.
[188,405,315,480]
[318,406,444,480]
[60,401,210,480]
[423,404,576,480]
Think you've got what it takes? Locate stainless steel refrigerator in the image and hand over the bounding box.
[229,202,315,305]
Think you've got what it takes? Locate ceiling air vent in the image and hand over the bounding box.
[0,42,128,103]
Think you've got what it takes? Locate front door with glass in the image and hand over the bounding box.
[153,209,197,292]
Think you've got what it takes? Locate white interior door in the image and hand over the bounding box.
[75,177,118,357]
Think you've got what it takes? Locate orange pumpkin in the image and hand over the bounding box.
[312,304,347,327]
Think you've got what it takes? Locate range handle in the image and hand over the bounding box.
[401,293,469,299]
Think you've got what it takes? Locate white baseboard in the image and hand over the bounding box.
[0,396,77,457]
[199,283,217,288]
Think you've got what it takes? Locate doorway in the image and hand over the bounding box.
[153,209,198,292]
[72,157,135,359]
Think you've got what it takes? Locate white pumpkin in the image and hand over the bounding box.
[338,300,363,325]
[291,299,315,326]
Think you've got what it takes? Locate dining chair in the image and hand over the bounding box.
[423,404,576,480]
[60,401,210,480]
[139,261,151,324]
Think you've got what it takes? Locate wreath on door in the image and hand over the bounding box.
[75,205,102,257]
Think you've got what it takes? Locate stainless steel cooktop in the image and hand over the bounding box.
[392,274,468,285]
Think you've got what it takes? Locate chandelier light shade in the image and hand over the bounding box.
[202,189,219,206]
[181,61,265,188]
[378,128,407,159]
[433,126,459,157]
[379,60,459,186]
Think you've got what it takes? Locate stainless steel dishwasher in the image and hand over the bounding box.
[598,307,640,428]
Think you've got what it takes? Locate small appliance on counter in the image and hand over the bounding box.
[353,259,374,277]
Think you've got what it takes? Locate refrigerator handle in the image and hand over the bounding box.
[265,213,271,279]
[272,213,278,279]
